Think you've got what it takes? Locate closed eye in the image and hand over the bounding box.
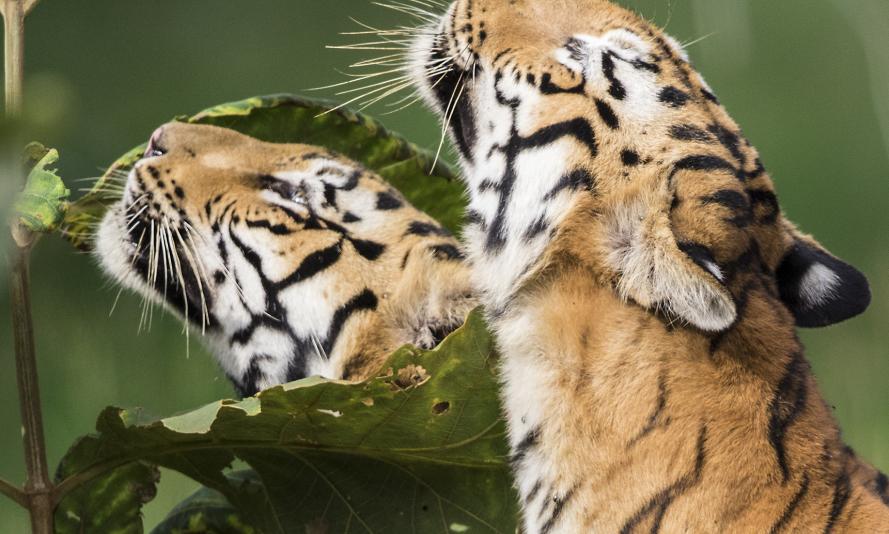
[258,174,307,204]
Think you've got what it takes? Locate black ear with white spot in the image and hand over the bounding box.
[776,240,871,328]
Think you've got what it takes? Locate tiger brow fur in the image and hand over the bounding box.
[386,0,887,531]
[96,122,476,397]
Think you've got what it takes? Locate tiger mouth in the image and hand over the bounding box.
[122,186,218,330]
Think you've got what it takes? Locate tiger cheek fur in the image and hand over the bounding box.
[96,122,476,398]
[408,0,885,532]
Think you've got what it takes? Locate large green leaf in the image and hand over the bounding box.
[63,94,464,250]
[56,311,517,533]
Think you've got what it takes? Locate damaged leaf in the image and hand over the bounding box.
[55,310,518,533]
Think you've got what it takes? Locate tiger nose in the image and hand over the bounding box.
[144,126,167,158]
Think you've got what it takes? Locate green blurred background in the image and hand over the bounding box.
[1,0,886,530]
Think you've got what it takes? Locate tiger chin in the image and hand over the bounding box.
[404,0,888,532]
[96,122,476,398]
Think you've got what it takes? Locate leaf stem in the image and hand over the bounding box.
[3,0,53,532]
[0,477,27,508]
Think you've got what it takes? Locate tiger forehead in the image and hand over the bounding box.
[449,1,717,110]
[450,0,667,56]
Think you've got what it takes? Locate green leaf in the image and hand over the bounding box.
[63,94,464,250]
[56,311,518,533]
[13,143,70,233]
[150,472,260,534]
[54,461,159,534]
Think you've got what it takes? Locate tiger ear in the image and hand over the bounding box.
[607,198,737,333]
[777,229,871,328]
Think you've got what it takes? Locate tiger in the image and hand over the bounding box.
[399,0,889,531]
[95,122,476,398]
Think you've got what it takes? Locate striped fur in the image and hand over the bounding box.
[96,123,475,397]
[406,1,886,531]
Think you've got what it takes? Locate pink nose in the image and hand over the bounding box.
[144,126,167,158]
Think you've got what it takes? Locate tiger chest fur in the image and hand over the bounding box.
[403,0,888,532]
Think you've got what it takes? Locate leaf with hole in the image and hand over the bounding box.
[55,310,517,533]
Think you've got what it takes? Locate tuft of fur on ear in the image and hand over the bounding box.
[777,233,871,328]
[606,199,737,332]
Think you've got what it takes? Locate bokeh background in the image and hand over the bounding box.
[1,0,887,530]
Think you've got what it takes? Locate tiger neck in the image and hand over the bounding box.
[488,259,856,531]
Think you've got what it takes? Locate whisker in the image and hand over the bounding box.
[432,67,467,172]
[681,31,717,49]
[173,225,211,334]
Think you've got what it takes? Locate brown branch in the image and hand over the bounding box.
[0,477,27,508]
[3,0,54,532]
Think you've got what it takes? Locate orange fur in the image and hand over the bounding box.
[406,0,887,531]
[97,123,476,394]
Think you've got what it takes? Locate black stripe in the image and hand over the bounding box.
[342,211,361,223]
[376,191,403,211]
[748,189,780,225]
[525,480,543,504]
[709,280,757,355]
[275,240,343,288]
[245,219,293,235]
[465,210,484,227]
[321,289,378,356]
[277,205,307,224]
[429,243,464,261]
[595,98,620,129]
[524,216,549,240]
[746,159,766,180]
[768,353,809,483]
[674,155,736,173]
[540,485,577,534]
[670,124,714,143]
[519,118,598,157]
[545,169,596,200]
[659,86,691,107]
[539,72,585,95]
[707,123,745,166]
[873,472,889,505]
[701,189,750,213]
[701,88,720,104]
[510,427,541,467]
[769,474,811,534]
[322,182,338,209]
[350,239,386,261]
[602,51,626,100]
[823,472,851,533]
[406,221,450,237]
[620,425,707,534]
[628,371,668,447]
[233,357,268,398]
[701,189,753,227]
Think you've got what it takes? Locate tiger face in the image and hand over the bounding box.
[97,122,475,397]
[409,0,870,331]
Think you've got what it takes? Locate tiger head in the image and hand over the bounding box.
[96,122,475,397]
[408,0,870,332]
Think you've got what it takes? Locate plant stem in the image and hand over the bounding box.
[9,250,53,533]
[3,0,53,532]
[0,477,27,508]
